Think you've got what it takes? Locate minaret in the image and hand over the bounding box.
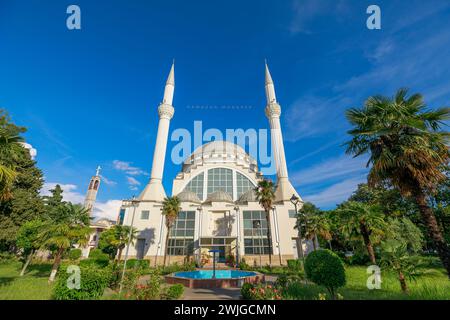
[84,166,101,216]
[139,62,175,201]
[264,62,301,202]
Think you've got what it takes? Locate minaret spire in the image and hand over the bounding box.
[264,62,301,202]
[163,61,175,105]
[139,62,176,201]
[265,61,277,104]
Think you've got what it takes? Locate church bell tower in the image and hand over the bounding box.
[84,166,101,216]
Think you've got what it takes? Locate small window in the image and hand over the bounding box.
[140,210,150,220]
[289,210,297,218]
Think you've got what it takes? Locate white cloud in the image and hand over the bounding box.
[113,160,148,176]
[302,176,366,208]
[92,200,122,221]
[100,175,117,186]
[126,176,141,191]
[41,182,121,221]
[291,154,368,186]
[20,142,37,159]
[40,182,85,204]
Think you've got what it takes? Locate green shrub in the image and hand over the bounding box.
[304,249,346,299]
[79,254,110,268]
[164,284,184,300]
[241,283,254,300]
[89,248,104,259]
[68,249,82,261]
[130,269,162,300]
[238,258,250,270]
[287,259,302,272]
[126,259,150,269]
[53,265,110,300]
[243,283,282,300]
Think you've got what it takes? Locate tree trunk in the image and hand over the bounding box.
[413,189,450,278]
[398,271,408,293]
[312,235,317,251]
[163,226,171,267]
[265,210,272,267]
[20,250,34,276]
[48,247,64,283]
[360,222,376,264]
[117,247,123,262]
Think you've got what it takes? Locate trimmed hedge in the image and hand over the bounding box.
[304,249,346,299]
[164,284,184,300]
[53,265,110,300]
[126,259,150,269]
[68,249,82,261]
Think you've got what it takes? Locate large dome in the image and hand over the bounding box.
[181,141,258,173]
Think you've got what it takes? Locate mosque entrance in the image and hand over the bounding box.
[199,237,236,263]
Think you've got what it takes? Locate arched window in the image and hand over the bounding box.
[89,180,94,190]
[183,173,204,200]
[207,168,233,195]
[93,180,99,190]
[236,172,255,198]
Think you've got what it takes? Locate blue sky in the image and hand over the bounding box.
[1,0,450,219]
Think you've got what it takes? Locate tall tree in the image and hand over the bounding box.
[16,220,46,276]
[36,203,91,282]
[0,110,44,251]
[161,196,181,267]
[297,202,331,250]
[98,225,137,261]
[254,179,276,266]
[345,89,450,276]
[336,201,386,264]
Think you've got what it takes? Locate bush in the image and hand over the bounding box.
[79,255,110,269]
[304,249,346,299]
[68,249,82,261]
[163,284,184,300]
[89,248,105,259]
[287,259,302,272]
[130,269,161,300]
[126,259,150,269]
[53,265,110,300]
[244,283,282,300]
[241,283,253,299]
[238,258,250,270]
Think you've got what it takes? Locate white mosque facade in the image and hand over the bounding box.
[118,63,309,266]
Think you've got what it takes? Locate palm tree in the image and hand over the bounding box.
[336,201,386,264]
[254,179,276,267]
[161,196,181,267]
[297,202,331,251]
[111,225,138,261]
[345,88,450,276]
[37,222,91,282]
[0,127,23,200]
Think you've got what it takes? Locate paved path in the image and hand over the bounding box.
[182,287,242,300]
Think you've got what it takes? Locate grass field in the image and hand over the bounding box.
[0,260,54,300]
[0,259,449,300]
[283,265,450,300]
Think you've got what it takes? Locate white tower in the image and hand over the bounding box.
[84,166,101,216]
[139,62,175,201]
[264,62,301,202]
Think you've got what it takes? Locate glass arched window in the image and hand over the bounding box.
[207,168,233,195]
[236,172,255,198]
[183,173,204,200]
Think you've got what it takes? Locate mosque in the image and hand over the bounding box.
[118,63,310,266]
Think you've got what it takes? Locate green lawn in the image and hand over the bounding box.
[283,265,450,300]
[1,259,449,300]
[0,260,54,300]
